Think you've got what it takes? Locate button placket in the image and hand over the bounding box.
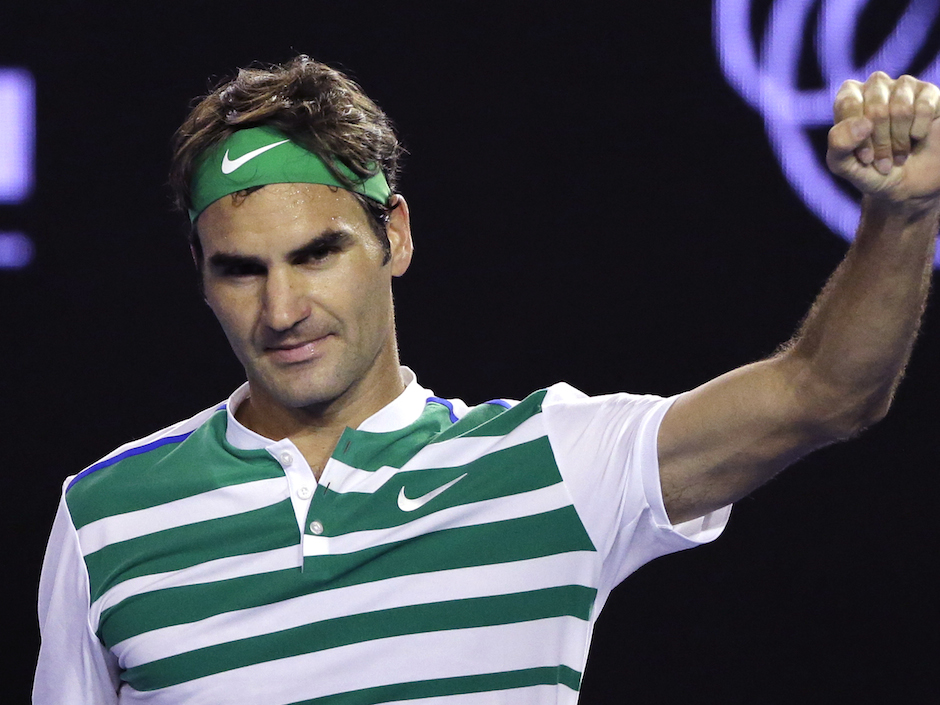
[266,440,316,549]
[301,454,344,557]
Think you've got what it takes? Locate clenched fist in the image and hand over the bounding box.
[827,72,940,210]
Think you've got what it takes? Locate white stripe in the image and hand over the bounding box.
[119,617,588,705]
[77,478,288,555]
[321,459,404,494]
[302,482,572,557]
[112,550,595,668]
[376,684,576,705]
[89,545,301,633]
[323,413,547,495]
[403,412,547,470]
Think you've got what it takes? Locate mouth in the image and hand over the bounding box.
[264,335,332,364]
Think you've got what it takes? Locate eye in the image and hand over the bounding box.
[216,261,266,278]
[295,245,341,265]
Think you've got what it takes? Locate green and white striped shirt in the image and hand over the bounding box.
[35,369,729,704]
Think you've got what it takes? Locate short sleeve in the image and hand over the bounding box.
[33,482,121,704]
[542,384,731,594]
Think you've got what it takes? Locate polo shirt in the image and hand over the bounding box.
[34,369,729,704]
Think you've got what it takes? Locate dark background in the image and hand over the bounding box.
[3,1,939,702]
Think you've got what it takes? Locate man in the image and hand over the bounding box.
[33,55,940,703]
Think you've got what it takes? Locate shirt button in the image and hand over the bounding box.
[297,486,312,500]
[279,452,293,466]
[309,520,324,535]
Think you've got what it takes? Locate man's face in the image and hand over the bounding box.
[197,183,412,417]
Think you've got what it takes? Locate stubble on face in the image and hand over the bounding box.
[197,183,410,435]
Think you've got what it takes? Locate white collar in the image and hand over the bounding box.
[223,367,432,450]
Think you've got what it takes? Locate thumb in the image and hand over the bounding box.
[827,117,873,175]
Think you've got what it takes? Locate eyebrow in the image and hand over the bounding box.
[207,230,351,270]
[287,230,350,262]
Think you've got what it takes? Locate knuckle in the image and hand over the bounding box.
[863,81,890,103]
[914,99,934,118]
[889,101,913,119]
[834,95,861,113]
[866,103,889,120]
[891,79,916,100]
[914,89,938,110]
[841,79,864,93]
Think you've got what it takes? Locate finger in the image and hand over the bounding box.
[833,79,872,164]
[863,72,893,175]
[889,75,917,165]
[827,117,873,176]
[911,80,940,141]
[833,79,865,122]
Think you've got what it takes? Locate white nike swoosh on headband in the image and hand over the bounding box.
[220,139,290,174]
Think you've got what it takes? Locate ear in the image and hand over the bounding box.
[386,194,414,277]
[189,224,205,270]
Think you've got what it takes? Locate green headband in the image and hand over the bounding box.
[188,125,391,221]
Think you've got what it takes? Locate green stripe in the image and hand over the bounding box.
[283,666,581,705]
[332,390,548,472]
[431,390,548,443]
[124,585,595,692]
[86,500,297,602]
[318,436,562,533]
[68,413,277,529]
[332,405,455,472]
[70,390,548,529]
[98,507,595,647]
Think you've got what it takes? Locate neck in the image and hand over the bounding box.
[235,356,406,476]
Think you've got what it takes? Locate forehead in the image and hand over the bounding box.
[196,183,371,254]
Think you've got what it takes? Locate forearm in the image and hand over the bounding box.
[659,73,940,524]
[661,202,937,523]
[781,196,938,437]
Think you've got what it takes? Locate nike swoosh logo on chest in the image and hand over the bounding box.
[397,473,468,512]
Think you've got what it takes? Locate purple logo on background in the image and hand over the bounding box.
[0,67,35,269]
[714,0,940,265]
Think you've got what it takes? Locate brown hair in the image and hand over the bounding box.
[170,55,403,262]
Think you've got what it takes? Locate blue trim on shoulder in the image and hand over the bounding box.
[66,431,194,492]
[483,399,512,409]
[426,396,459,423]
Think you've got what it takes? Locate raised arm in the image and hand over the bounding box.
[658,72,940,524]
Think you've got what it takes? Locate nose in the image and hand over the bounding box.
[261,267,310,332]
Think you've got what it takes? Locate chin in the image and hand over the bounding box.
[270,374,351,409]
[267,384,340,410]
[248,354,374,411]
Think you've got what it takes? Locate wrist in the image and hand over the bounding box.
[862,194,940,227]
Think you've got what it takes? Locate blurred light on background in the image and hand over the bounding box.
[0,67,36,269]
[0,67,34,203]
[714,0,940,265]
[0,232,35,269]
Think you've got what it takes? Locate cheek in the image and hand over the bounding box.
[353,280,394,337]
[206,290,254,342]
[322,264,391,327]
